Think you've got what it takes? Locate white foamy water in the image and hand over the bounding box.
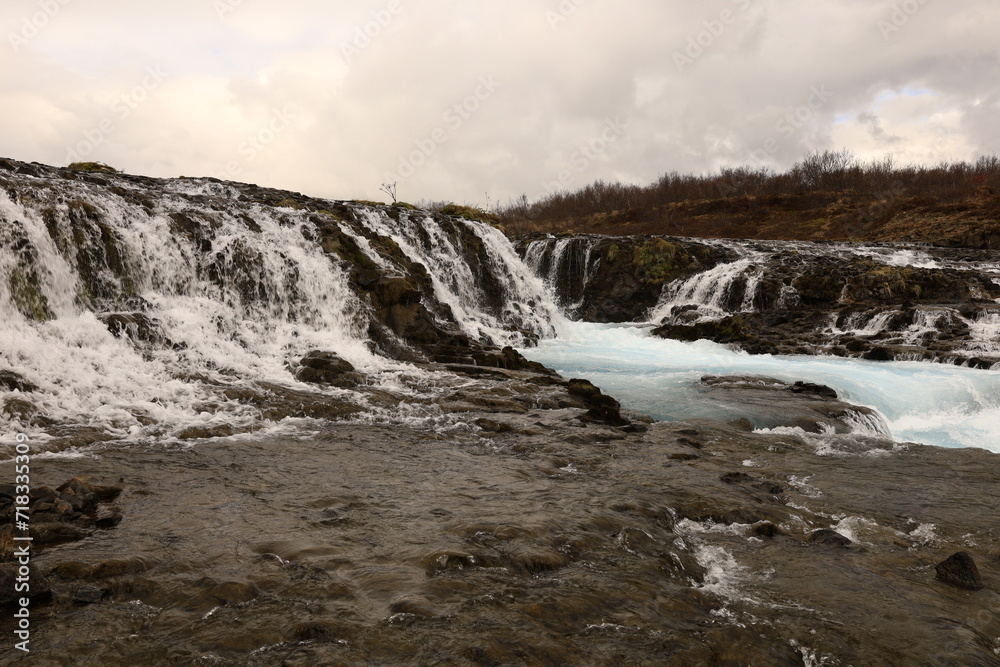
[521,322,1000,452]
[648,255,765,323]
[0,178,558,445]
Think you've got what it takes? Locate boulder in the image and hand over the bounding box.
[295,351,365,387]
[935,552,984,590]
[0,370,38,393]
[809,529,853,547]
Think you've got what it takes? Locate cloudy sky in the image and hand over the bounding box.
[2,0,998,205]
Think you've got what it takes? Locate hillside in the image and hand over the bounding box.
[498,153,1000,249]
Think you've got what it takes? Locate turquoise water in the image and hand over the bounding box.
[521,322,1000,452]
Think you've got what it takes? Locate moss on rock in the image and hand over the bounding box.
[67,162,119,174]
[632,238,684,284]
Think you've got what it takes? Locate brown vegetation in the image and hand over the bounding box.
[497,151,1000,248]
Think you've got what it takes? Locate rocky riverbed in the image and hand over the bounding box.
[2,364,999,666]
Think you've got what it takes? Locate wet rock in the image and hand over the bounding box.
[720,472,754,485]
[99,312,170,346]
[177,424,236,440]
[389,596,439,618]
[30,523,92,545]
[790,381,837,399]
[95,506,124,528]
[423,550,482,575]
[474,418,514,433]
[935,552,984,590]
[0,370,38,393]
[295,350,365,387]
[568,378,631,427]
[0,564,51,605]
[809,529,853,547]
[751,522,783,538]
[472,347,552,374]
[652,315,753,345]
[863,346,896,361]
[753,480,785,495]
[62,477,123,502]
[697,375,885,435]
[72,584,109,605]
[722,508,763,525]
[2,397,43,423]
[514,234,733,322]
[728,417,755,432]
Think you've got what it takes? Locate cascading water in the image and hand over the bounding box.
[0,168,560,447]
[520,236,601,316]
[517,235,1000,450]
[647,255,765,323]
[4,163,999,455]
[356,209,560,345]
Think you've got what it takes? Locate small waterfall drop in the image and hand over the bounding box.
[647,254,766,323]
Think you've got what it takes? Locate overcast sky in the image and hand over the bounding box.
[2,0,998,205]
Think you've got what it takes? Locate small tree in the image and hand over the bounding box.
[379,182,398,203]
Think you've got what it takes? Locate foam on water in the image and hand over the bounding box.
[522,322,1000,452]
[1,179,559,445]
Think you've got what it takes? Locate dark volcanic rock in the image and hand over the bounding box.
[790,381,837,399]
[0,370,38,393]
[72,584,110,605]
[809,529,853,547]
[567,378,631,427]
[515,234,735,322]
[652,315,754,345]
[99,312,171,346]
[295,350,364,387]
[935,552,985,590]
[697,376,886,435]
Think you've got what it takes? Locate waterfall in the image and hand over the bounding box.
[0,169,559,440]
[520,235,601,316]
[647,255,765,323]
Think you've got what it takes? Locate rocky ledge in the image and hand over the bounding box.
[518,233,1000,368]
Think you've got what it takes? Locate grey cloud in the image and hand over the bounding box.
[0,0,997,203]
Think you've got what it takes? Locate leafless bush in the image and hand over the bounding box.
[496,150,1000,230]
